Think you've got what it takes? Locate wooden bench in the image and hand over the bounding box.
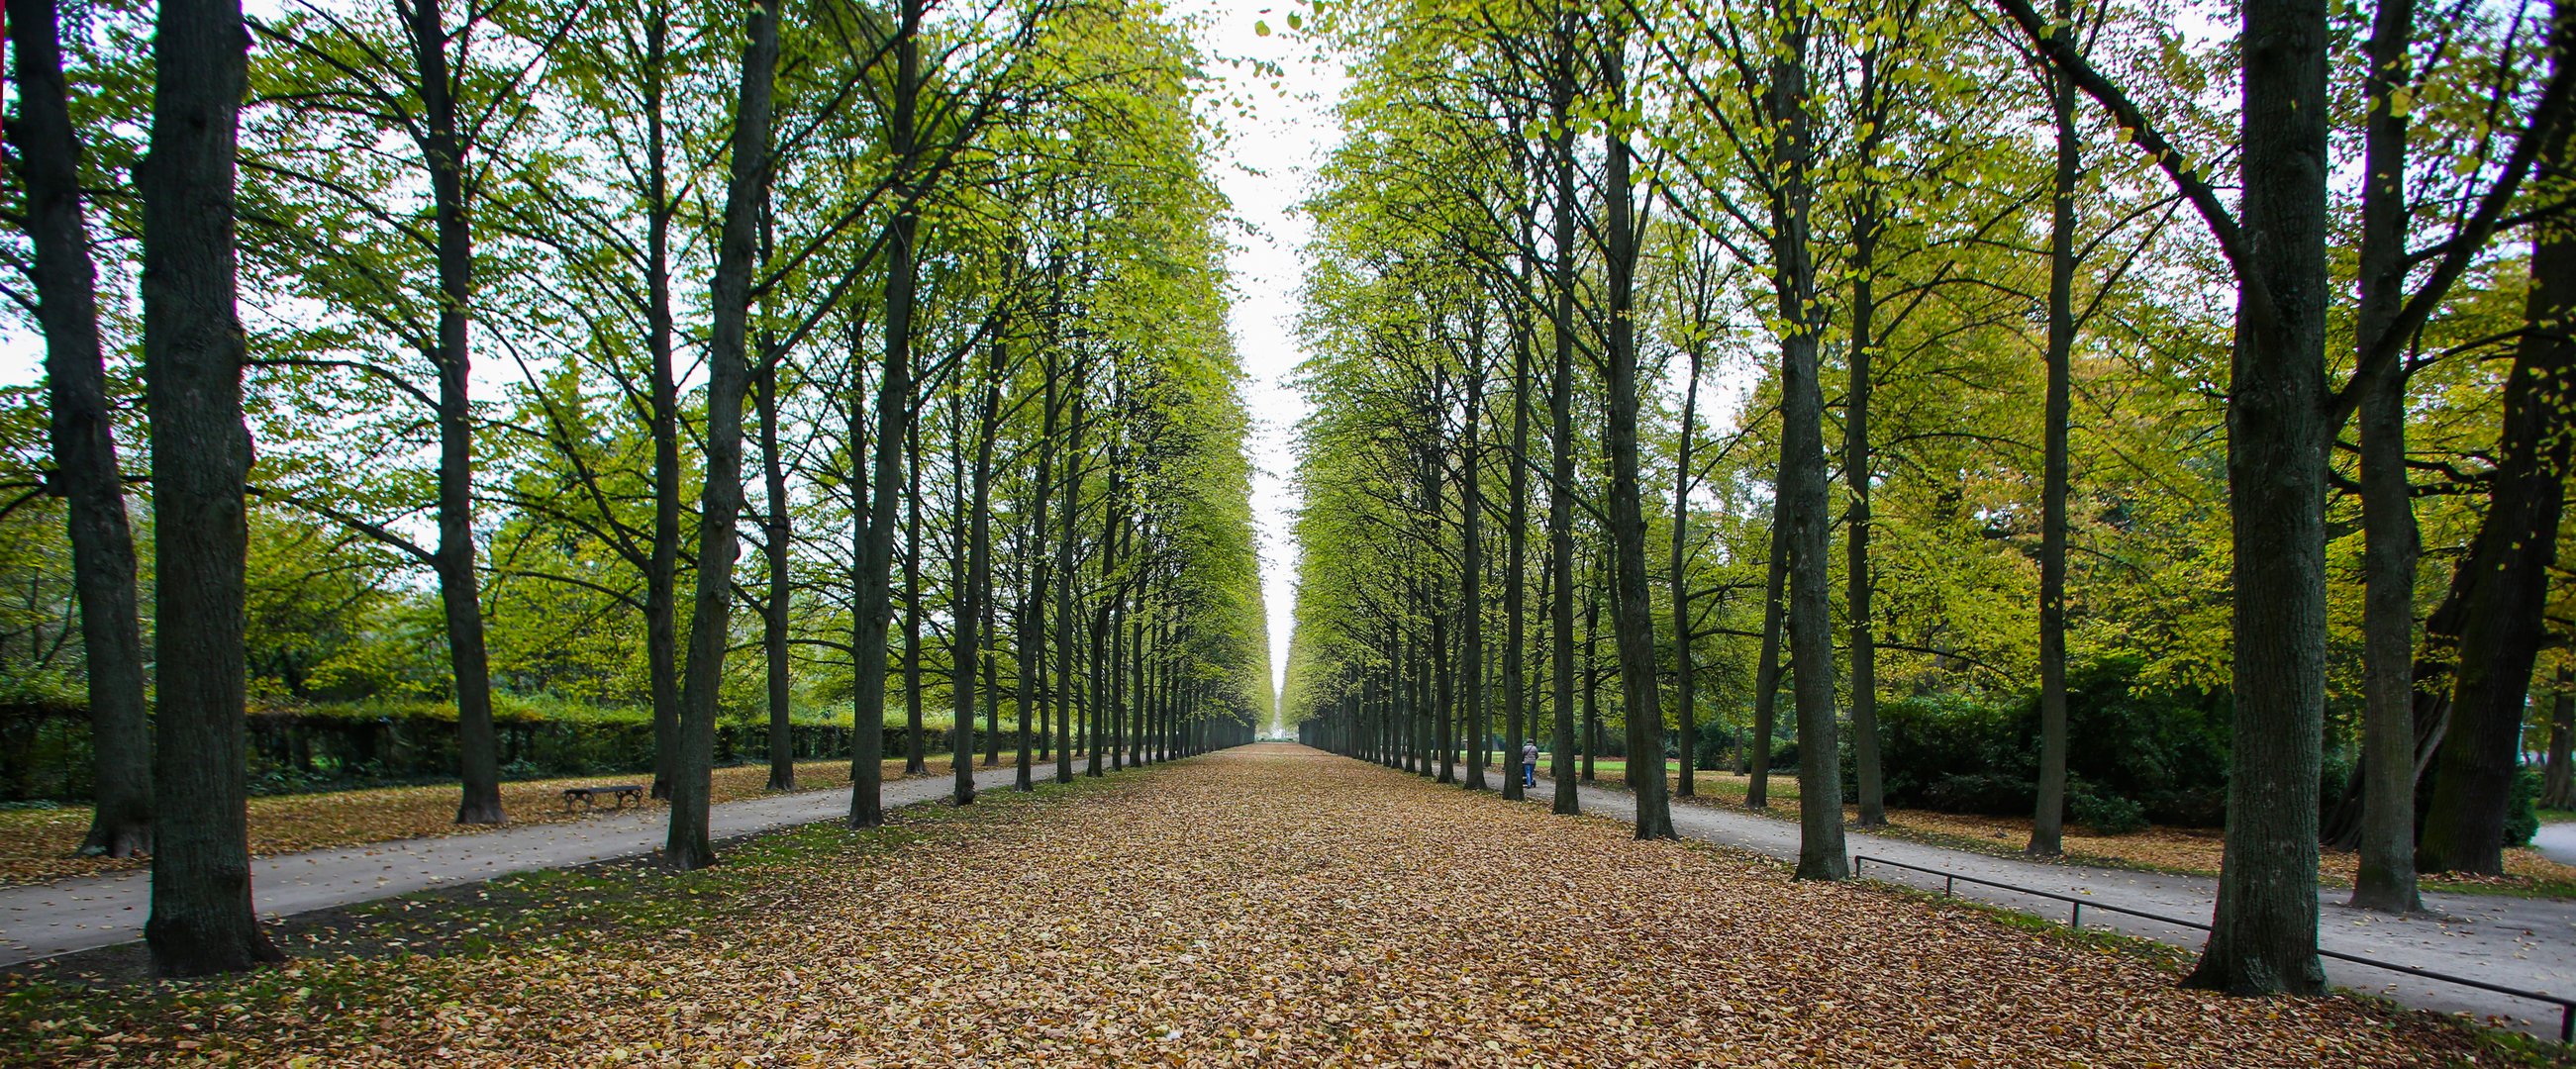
[561,784,645,813]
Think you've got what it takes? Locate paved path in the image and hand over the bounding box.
[2536,821,2576,866]
[0,766,1027,967]
[1525,773,2576,1039]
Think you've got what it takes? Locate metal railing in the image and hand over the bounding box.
[1853,853,2576,1043]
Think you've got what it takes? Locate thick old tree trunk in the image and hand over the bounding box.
[2184,0,2331,997]
[142,0,281,976]
[10,0,152,857]
[2418,162,2576,874]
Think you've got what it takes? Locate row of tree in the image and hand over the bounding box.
[1279,0,2575,998]
[3,0,1270,976]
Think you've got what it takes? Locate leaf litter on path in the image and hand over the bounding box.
[0,743,2512,1066]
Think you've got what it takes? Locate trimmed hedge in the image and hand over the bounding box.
[0,697,996,802]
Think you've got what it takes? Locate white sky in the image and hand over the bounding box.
[1178,1,1341,717]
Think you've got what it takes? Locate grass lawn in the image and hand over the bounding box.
[0,744,2526,1066]
[0,756,969,889]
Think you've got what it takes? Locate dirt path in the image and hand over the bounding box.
[1536,770,2576,1039]
[0,765,1027,966]
[0,743,2505,1066]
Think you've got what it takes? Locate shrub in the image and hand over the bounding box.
[2509,767,2541,847]
[2071,790,2149,835]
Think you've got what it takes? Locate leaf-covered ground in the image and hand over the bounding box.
[0,757,949,889]
[0,744,2524,1066]
[1559,759,2576,899]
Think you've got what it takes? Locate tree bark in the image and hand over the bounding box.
[1546,12,1582,818]
[760,354,795,792]
[1504,293,1534,803]
[2030,29,2079,858]
[1600,36,1674,840]
[142,0,280,976]
[1842,51,1886,830]
[645,4,683,804]
[1746,518,1786,808]
[1768,9,1848,881]
[2183,0,2330,996]
[1461,363,1485,791]
[849,0,922,828]
[1017,354,1057,793]
[10,0,151,857]
[666,0,777,870]
[2348,0,2421,910]
[1671,345,1702,799]
[406,0,503,826]
[2417,149,2576,873]
[953,343,1006,807]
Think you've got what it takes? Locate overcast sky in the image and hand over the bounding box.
[1177,1,1341,717]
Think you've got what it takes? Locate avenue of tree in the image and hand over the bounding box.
[2,0,1270,975]
[1280,0,2576,1000]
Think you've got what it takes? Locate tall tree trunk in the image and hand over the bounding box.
[1768,9,1847,880]
[2183,0,2330,996]
[1056,375,1087,784]
[1017,356,1057,793]
[2030,30,2079,858]
[408,0,504,826]
[953,343,1005,807]
[1582,575,1600,782]
[10,0,151,857]
[843,336,876,812]
[849,0,922,828]
[666,0,777,870]
[1462,366,1485,791]
[644,4,684,804]
[142,0,279,975]
[1746,518,1786,808]
[2347,0,2420,910]
[1546,13,1582,818]
[1599,37,1673,840]
[1670,347,1701,800]
[760,354,796,792]
[1503,303,1533,803]
[903,418,926,776]
[1842,65,1885,831]
[2417,156,2576,874]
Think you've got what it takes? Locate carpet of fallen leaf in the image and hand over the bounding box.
[1634,766,2576,897]
[0,757,944,888]
[2,743,2518,1067]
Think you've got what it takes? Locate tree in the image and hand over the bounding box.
[8,0,152,858]
[142,0,284,976]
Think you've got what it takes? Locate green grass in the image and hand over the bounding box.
[2540,808,2576,826]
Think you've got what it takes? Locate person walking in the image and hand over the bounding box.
[1521,740,1539,789]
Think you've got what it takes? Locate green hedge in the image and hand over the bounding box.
[0,697,997,802]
